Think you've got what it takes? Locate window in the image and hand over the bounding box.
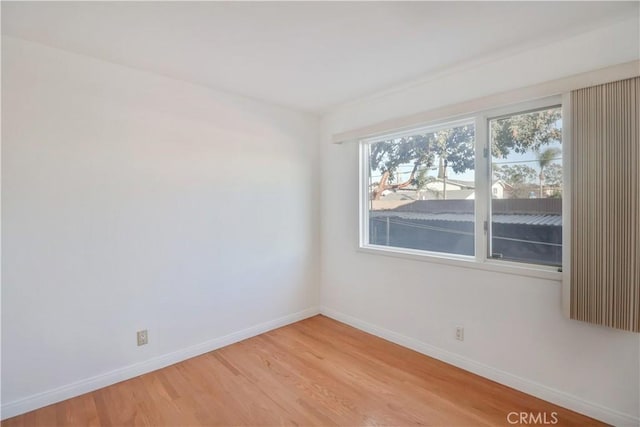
[363,120,476,257]
[489,106,562,267]
[360,98,563,272]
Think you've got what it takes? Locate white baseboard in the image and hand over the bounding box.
[1,306,320,420]
[320,306,639,427]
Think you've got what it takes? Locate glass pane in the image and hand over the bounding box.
[489,107,562,266]
[368,122,475,256]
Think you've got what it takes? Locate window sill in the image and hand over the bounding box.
[358,245,563,282]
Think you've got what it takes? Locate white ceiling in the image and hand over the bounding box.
[2,1,637,113]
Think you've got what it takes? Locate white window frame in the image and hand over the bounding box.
[359,95,564,281]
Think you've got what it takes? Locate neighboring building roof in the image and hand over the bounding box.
[371,200,415,210]
[494,214,561,226]
[388,199,561,215]
[443,178,475,188]
[369,211,562,226]
[445,189,475,200]
[379,191,417,201]
[378,188,476,201]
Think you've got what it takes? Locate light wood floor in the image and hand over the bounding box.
[3,315,604,426]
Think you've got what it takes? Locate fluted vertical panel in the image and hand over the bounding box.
[571,77,639,332]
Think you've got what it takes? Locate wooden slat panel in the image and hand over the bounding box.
[571,76,640,332]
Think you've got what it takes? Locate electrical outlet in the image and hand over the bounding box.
[137,330,148,346]
[455,326,464,341]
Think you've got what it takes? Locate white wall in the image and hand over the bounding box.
[320,17,640,426]
[1,36,320,416]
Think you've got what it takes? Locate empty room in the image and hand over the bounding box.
[1,1,639,426]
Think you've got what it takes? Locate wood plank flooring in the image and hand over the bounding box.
[2,315,605,426]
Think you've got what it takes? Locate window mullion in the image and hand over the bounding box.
[359,143,370,247]
[474,115,489,263]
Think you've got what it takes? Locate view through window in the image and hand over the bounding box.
[489,106,563,267]
[362,101,563,269]
[366,121,476,257]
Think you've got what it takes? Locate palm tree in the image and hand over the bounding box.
[536,147,561,198]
